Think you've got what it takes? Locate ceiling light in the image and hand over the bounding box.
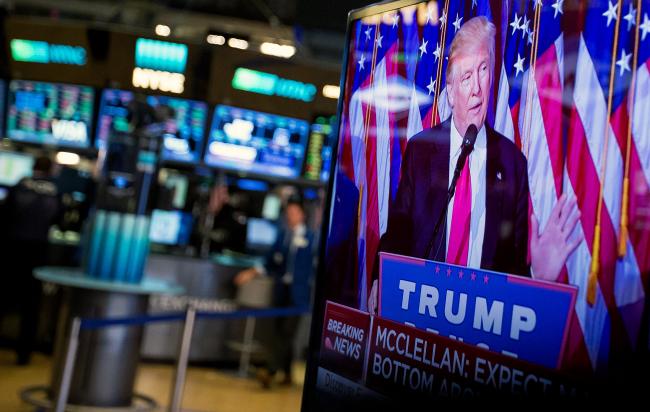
[207,34,226,45]
[322,85,340,99]
[155,24,171,37]
[259,42,296,58]
[228,38,249,50]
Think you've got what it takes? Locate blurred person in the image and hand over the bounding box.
[205,177,246,254]
[1,155,62,365]
[234,195,316,388]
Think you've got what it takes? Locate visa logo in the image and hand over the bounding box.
[51,119,87,143]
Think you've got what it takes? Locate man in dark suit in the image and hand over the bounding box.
[368,16,581,313]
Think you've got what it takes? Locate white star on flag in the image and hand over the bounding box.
[365,26,373,41]
[392,13,400,28]
[623,4,636,31]
[642,13,650,41]
[603,1,618,27]
[511,13,522,35]
[433,42,441,61]
[440,11,447,26]
[358,53,366,71]
[514,53,525,76]
[453,14,463,32]
[527,27,534,45]
[419,39,428,57]
[376,34,383,48]
[534,0,544,8]
[616,48,631,76]
[427,77,436,95]
[521,15,530,39]
[552,0,564,18]
[472,0,478,9]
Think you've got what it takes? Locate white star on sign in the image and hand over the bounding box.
[616,48,631,76]
[365,26,373,41]
[392,13,400,28]
[358,53,366,71]
[427,77,436,95]
[514,53,525,76]
[642,13,650,41]
[623,4,636,31]
[552,0,564,19]
[603,1,618,27]
[511,13,522,36]
[376,34,383,48]
[453,13,463,32]
[521,15,530,39]
[419,39,428,57]
[433,42,441,61]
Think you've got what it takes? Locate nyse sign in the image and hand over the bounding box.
[132,68,185,94]
[378,253,577,370]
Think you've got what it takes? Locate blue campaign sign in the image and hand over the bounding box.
[378,252,577,370]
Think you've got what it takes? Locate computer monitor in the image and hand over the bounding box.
[0,151,34,186]
[95,88,134,151]
[146,95,208,163]
[246,217,278,250]
[303,115,337,182]
[7,80,94,148]
[149,209,193,246]
[96,90,208,164]
[204,105,309,179]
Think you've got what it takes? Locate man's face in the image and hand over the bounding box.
[286,204,305,230]
[447,45,491,136]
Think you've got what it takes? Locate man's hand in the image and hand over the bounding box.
[368,280,378,315]
[530,194,583,282]
[234,268,259,286]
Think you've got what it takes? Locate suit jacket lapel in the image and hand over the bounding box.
[481,128,504,270]
[426,120,451,261]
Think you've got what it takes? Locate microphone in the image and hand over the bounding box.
[424,124,479,259]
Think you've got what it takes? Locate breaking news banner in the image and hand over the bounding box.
[379,253,577,370]
[318,301,586,402]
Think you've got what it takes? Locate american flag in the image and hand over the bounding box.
[332,0,650,371]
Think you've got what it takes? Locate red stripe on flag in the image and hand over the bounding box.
[510,101,522,150]
[566,107,631,352]
[365,105,381,298]
[610,102,650,290]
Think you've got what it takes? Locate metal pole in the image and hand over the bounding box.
[238,316,256,377]
[54,317,81,412]
[169,305,196,412]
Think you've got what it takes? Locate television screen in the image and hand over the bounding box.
[149,209,193,245]
[7,80,94,148]
[204,105,309,178]
[96,89,208,163]
[246,217,278,250]
[303,116,337,182]
[0,151,33,186]
[304,0,650,407]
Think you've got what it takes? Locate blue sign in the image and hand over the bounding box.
[378,253,577,370]
[135,38,188,73]
[10,39,86,66]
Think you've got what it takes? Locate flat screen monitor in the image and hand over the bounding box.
[303,0,650,406]
[7,80,94,148]
[246,217,278,250]
[149,209,193,246]
[0,151,33,186]
[204,105,309,178]
[303,117,337,182]
[96,89,208,163]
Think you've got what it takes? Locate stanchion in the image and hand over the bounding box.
[238,316,257,377]
[54,317,81,412]
[169,305,196,412]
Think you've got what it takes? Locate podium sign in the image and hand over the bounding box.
[378,253,577,369]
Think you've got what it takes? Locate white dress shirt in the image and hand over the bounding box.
[445,118,487,269]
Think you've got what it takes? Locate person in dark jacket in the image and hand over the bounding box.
[235,195,316,387]
[2,155,62,365]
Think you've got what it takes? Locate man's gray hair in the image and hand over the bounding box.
[445,16,496,84]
